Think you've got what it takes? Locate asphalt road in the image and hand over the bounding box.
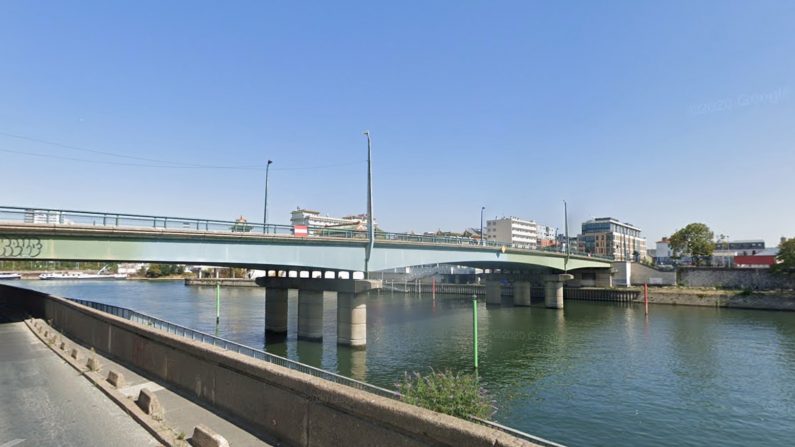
[0,312,160,447]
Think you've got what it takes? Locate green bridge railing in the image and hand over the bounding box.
[0,205,610,261]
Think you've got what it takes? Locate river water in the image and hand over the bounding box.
[13,280,795,446]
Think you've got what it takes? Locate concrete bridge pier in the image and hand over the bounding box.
[337,292,367,348]
[265,288,289,335]
[513,281,532,306]
[485,280,502,305]
[257,277,381,348]
[298,290,325,340]
[544,274,573,309]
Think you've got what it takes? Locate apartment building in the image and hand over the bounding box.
[24,209,64,224]
[486,217,538,249]
[579,217,646,261]
[290,208,375,227]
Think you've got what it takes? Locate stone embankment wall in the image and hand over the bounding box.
[679,267,795,290]
[609,263,795,290]
[0,284,536,447]
[629,263,677,286]
[633,288,795,311]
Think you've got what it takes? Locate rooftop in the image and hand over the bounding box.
[582,217,641,231]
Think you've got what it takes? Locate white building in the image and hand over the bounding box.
[24,209,63,224]
[486,217,538,249]
[655,238,673,265]
[536,224,558,248]
[117,263,146,275]
[290,208,376,231]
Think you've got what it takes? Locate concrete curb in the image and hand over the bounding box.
[24,318,182,447]
[107,370,126,388]
[137,388,165,421]
[190,424,230,447]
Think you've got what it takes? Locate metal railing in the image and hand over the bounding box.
[0,206,296,236]
[469,417,567,447]
[68,298,400,400]
[0,205,611,260]
[68,297,564,446]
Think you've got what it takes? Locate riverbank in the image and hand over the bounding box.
[8,273,190,281]
[128,275,190,281]
[184,278,257,287]
[635,287,795,311]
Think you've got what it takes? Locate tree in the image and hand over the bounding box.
[145,264,162,278]
[772,237,795,275]
[668,223,715,266]
[144,263,184,278]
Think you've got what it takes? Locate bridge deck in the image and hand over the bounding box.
[0,207,611,272]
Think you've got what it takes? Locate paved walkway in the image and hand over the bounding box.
[0,303,275,447]
[0,318,159,447]
[88,340,275,446]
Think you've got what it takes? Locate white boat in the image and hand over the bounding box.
[0,272,22,280]
[39,266,127,280]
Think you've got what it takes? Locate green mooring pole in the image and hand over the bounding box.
[473,296,479,369]
[215,282,221,324]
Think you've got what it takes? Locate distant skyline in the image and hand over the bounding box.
[1,1,793,246]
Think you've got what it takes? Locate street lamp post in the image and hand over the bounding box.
[563,200,570,273]
[480,206,486,246]
[263,159,273,233]
[364,131,374,278]
[720,234,730,266]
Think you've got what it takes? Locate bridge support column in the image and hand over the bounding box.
[265,288,289,335]
[485,280,502,305]
[337,292,366,347]
[256,277,380,348]
[513,281,532,306]
[544,274,573,309]
[298,290,324,341]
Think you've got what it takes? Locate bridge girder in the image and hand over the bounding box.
[0,225,611,272]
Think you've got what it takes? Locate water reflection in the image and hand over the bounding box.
[265,335,287,357]
[296,339,323,367]
[337,348,367,382]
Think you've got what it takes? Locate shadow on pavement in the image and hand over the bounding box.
[0,299,26,323]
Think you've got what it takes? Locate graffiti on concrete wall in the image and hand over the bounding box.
[0,237,43,257]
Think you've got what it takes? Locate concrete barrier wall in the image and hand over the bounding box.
[629,263,677,286]
[0,285,533,447]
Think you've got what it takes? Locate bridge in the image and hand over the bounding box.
[0,206,610,272]
[0,206,612,347]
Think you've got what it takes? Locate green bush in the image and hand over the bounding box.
[144,263,185,278]
[396,369,494,420]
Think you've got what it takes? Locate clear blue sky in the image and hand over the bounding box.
[2,1,793,246]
